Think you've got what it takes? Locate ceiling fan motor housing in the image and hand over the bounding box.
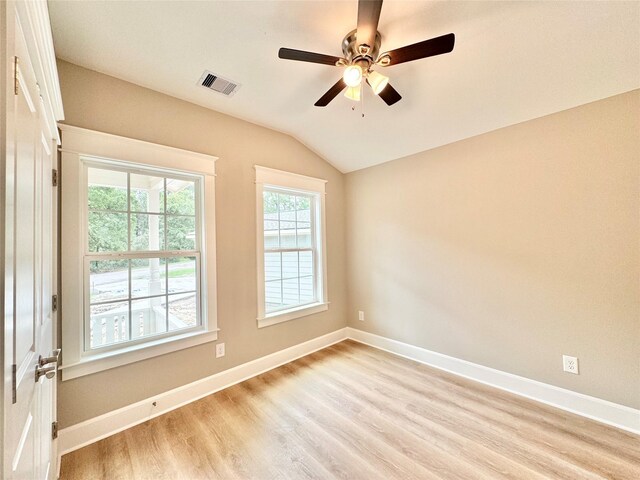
[342,29,382,67]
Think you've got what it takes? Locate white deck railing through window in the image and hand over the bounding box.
[90,296,193,349]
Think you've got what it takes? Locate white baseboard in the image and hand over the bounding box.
[346,327,640,435]
[58,327,348,457]
[58,324,639,466]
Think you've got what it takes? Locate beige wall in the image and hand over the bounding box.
[56,61,347,428]
[346,90,640,409]
[57,59,639,427]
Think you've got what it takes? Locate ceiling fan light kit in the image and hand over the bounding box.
[343,64,363,87]
[277,0,455,108]
[344,84,362,102]
[367,70,389,95]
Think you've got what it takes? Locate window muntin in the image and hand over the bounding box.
[262,187,320,315]
[84,161,203,352]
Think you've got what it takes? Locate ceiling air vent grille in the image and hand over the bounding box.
[198,71,241,97]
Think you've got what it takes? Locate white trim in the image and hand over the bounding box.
[57,328,349,457]
[58,124,218,172]
[255,166,328,327]
[60,330,220,381]
[57,326,640,464]
[257,302,329,328]
[254,165,327,193]
[346,327,640,435]
[15,0,64,142]
[60,126,218,380]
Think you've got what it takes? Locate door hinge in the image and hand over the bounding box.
[13,56,19,95]
[52,294,58,312]
[12,364,17,404]
[52,169,58,187]
[52,421,58,440]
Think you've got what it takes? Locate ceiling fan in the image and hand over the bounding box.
[278,0,455,107]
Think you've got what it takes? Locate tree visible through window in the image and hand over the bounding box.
[86,164,202,350]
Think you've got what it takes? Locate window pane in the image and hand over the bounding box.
[296,196,312,248]
[131,257,167,298]
[131,297,168,340]
[84,165,204,354]
[166,179,196,215]
[279,193,296,220]
[296,196,311,214]
[89,260,129,303]
[264,252,281,281]
[264,220,279,249]
[90,302,129,349]
[88,212,128,252]
[280,220,297,248]
[168,293,197,331]
[168,257,197,293]
[300,276,314,303]
[262,189,320,314]
[282,251,298,280]
[131,214,165,251]
[130,173,164,213]
[167,216,196,250]
[300,251,314,277]
[265,280,282,313]
[282,278,299,306]
[296,224,312,248]
[278,192,296,249]
[88,167,127,212]
[263,191,278,212]
[263,191,279,247]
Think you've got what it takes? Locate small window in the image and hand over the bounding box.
[85,162,203,351]
[256,166,328,327]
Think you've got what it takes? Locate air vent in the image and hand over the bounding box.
[198,71,240,97]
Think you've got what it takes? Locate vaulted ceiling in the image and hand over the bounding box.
[49,1,640,172]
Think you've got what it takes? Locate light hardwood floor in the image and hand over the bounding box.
[60,340,640,479]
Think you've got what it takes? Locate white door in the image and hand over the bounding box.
[4,11,58,480]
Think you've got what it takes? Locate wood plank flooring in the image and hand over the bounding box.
[60,340,640,479]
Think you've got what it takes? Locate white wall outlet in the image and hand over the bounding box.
[216,343,225,358]
[563,355,579,374]
[358,311,365,321]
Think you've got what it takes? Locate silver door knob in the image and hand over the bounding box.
[35,364,56,382]
[38,348,61,367]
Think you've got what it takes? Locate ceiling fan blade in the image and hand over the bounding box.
[278,48,342,66]
[314,79,347,107]
[357,0,383,51]
[370,80,401,106]
[382,33,455,66]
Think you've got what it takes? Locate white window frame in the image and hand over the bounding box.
[59,125,218,380]
[255,166,328,328]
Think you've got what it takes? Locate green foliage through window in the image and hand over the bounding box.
[88,169,198,273]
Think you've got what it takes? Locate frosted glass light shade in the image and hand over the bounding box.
[368,70,389,95]
[344,84,361,101]
[343,65,363,87]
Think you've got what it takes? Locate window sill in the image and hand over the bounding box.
[59,328,219,381]
[257,302,329,328]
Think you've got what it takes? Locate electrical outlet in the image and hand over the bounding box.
[216,343,225,358]
[358,311,365,321]
[563,355,579,374]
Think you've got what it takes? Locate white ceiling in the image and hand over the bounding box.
[49,0,640,173]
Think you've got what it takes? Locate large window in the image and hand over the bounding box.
[256,166,328,327]
[60,125,218,380]
[85,162,202,351]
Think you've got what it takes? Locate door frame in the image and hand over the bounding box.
[2,0,64,478]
